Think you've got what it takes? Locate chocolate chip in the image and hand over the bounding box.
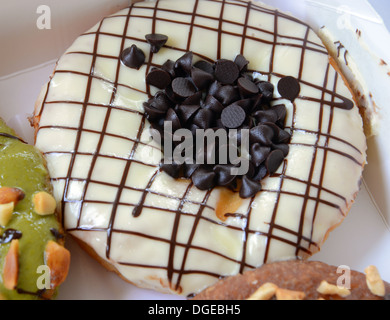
[214,85,239,106]
[263,122,281,140]
[253,165,268,181]
[234,54,249,72]
[203,95,224,114]
[165,108,182,131]
[276,129,291,144]
[272,104,287,122]
[214,165,237,186]
[251,94,264,112]
[189,123,201,136]
[50,228,65,241]
[208,80,222,97]
[253,109,278,124]
[176,105,200,123]
[221,104,246,129]
[215,59,240,85]
[192,168,216,190]
[171,77,197,98]
[266,149,285,174]
[245,161,256,179]
[194,60,215,74]
[250,144,271,167]
[0,229,22,244]
[145,33,168,53]
[146,68,172,89]
[191,67,214,90]
[183,91,202,105]
[277,76,301,102]
[150,91,172,111]
[235,99,253,114]
[162,59,176,78]
[143,102,166,120]
[239,176,262,199]
[250,124,275,146]
[120,45,145,70]
[272,143,289,157]
[192,108,214,129]
[175,51,193,76]
[161,162,182,179]
[257,81,274,102]
[183,163,200,178]
[238,77,259,97]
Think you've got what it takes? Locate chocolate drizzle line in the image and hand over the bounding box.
[35,0,364,294]
[335,41,348,66]
[0,132,27,144]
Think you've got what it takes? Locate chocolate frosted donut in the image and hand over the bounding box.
[33,0,367,296]
[192,260,390,300]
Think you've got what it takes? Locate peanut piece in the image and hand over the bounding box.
[275,288,306,300]
[317,280,351,298]
[247,283,278,300]
[365,265,385,297]
[3,239,19,290]
[33,191,57,215]
[0,202,14,226]
[45,240,71,289]
[0,187,24,205]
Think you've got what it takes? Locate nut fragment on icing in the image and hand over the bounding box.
[247,282,278,300]
[44,240,71,289]
[365,265,385,297]
[3,239,19,290]
[0,202,14,226]
[275,288,306,300]
[317,280,351,298]
[0,187,25,205]
[32,191,57,216]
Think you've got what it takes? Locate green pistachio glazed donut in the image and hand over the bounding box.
[0,117,70,300]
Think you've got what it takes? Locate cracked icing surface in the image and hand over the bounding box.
[33,0,367,296]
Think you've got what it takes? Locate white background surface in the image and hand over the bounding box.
[0,0,389,300]
[370,0,390,30]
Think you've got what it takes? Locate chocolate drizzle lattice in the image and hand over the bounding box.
[35,0,365,296]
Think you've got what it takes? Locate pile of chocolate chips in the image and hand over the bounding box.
[142,52,291,198]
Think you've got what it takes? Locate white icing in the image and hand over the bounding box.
[34,0,366,296]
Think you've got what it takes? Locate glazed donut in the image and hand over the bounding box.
[0,118,70,300]
[33,0,366,296]
[192,259,390,300]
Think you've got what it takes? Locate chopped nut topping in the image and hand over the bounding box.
[44,240,71,289]
[247,282,278,300]
[317,280,351,298]
[365,265,385,297]
[32,191,57,216]
[276,288,306,300]
[0,187,25,205]
[0,202,14,226]
[3,239,19,290]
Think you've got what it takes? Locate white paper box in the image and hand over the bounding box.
[0,0,389,300]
